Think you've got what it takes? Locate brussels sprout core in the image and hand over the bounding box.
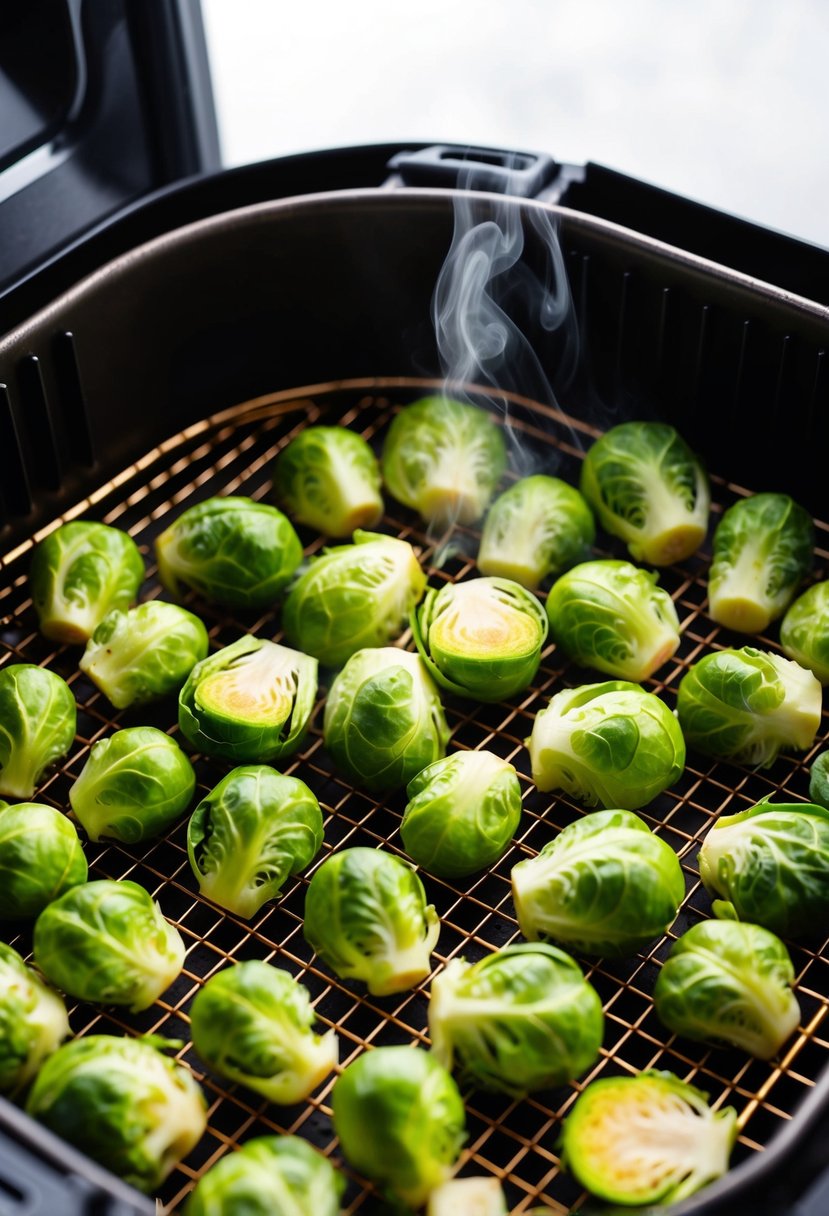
[427,1177,507,1216]
[197,649,292,726]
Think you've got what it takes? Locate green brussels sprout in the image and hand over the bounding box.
[79,601,208,708]
[809,750,829,809]
[29,521,144,644]
[511,810,684,956]
[179,636,318,764]
[34,879,185,1011]
[545,559,681,681]
[323,648,449,792]
[273,425,383,537]
[156,496,302,609]
[526,681,685,810]
[477,474,595,589]
[708,492,814,633]
[654,919,800,1059]
[186,1135,344,1216]
[0,803,87,919]
[780,581,829,683]
[698,800,829,937]
[282,530,426,667]
[429,943,603,1094]
[381,395,507,525]
[332,1046,466,1208]
[69,726,195,843]
[187,765,323,919]
[412,577,548,702]
[26,1034,206,1193]
[0,943,69,1096]
[676,646,821,768]
[580,422,709,565]
[190,961,337,1103]
[0,665,76,801]
[561,1071,736,1205]
[427,1178,507,1216]
[401,750,522,878]
[304,847,439,996]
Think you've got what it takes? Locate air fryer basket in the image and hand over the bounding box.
[1,190,829,1214]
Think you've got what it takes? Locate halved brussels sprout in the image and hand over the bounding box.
[190,961,337,1103]
[156,496,302,609]
[546,559,681,681]
[401,750,522,878]
[381,395,507,525]
[273,425,383,537]
[323,648,448,792]
[526,681,685,810]
[29,521,144,644]
[511,810,684,956]
[186,1135,344,1216]
[809,750,829,809]
[429,943,603,1094]
[561,1071,736,1205]
[80,601,208,708]
[282,530,426,667]
[0,803,87,919]
[708,492,813,633]
[427,1178,507,1216]
[654,918,800,1059]
[69,726,195,843]
[580,422,709,565]
[412,577,548,702]
[26,1034,206,1193]
[0,665,76,801]
[676,646,821,768]
[780,581,829,683]
[34,879,185,1011]
[304,847,439,996]
[187,765,323,919]
[332,1046,466,1208]
[179,636,318,763]
[0,942,69,1096]
[477,474,595,589]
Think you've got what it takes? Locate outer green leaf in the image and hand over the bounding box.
[477,475,595,589]
[185,1135,344,1216]
[780,580,829,683]
[0,665,76,801]
[0,803,87,918]
[0,942,69,1096]
[809,750,829,809]
[273,425,383,537]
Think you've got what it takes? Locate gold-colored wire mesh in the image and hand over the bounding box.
[1,377,828,1214]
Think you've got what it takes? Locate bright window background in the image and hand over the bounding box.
[202,0,829,250]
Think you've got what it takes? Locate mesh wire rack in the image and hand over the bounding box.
[1,376,828,1214]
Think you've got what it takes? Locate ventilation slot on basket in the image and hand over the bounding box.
[0,383,32,523]
[17,354,63,492]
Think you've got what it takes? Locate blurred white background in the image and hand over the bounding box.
[202,0,829,249]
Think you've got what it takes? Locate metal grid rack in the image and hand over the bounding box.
[1,377,828,1214]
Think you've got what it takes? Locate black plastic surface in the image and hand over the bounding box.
[388,143,558,196]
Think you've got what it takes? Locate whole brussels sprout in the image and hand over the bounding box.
[412,577,548,702]
[809,750,829,809]
[708,492,813,633]
[401,750,522,878]
[511,810,684,955]
[654,918,800,1059]
[26,1034,206,1193]
[282,531,426,667]
[186,1135,344,1216]
[428,1178,507,1216]
[526,681,685,810]
[29,520,144,644]
[561,1071,736,1205]
[34,879,185,1011]
[580,422,709,565]
[273,425,383,537]
[323,648,449,792]
[698,800,829,937]
[381,395,507,525]
[0,943,69,1096]
[0,665,76,801]
[190,961,337,1103]
[477,474,595,589]
[780,581,829,683]
[429,943,603,1094]
[332,1046,466,1208]
[156,496,302,609]
[80,601,208,708]
[304,848,439,996]
[187,766,323,919]
[545,559,681,681]
[179,636,318,764]
[69,726,195,843]
[676,646,821,768]
[0,803,87,918]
